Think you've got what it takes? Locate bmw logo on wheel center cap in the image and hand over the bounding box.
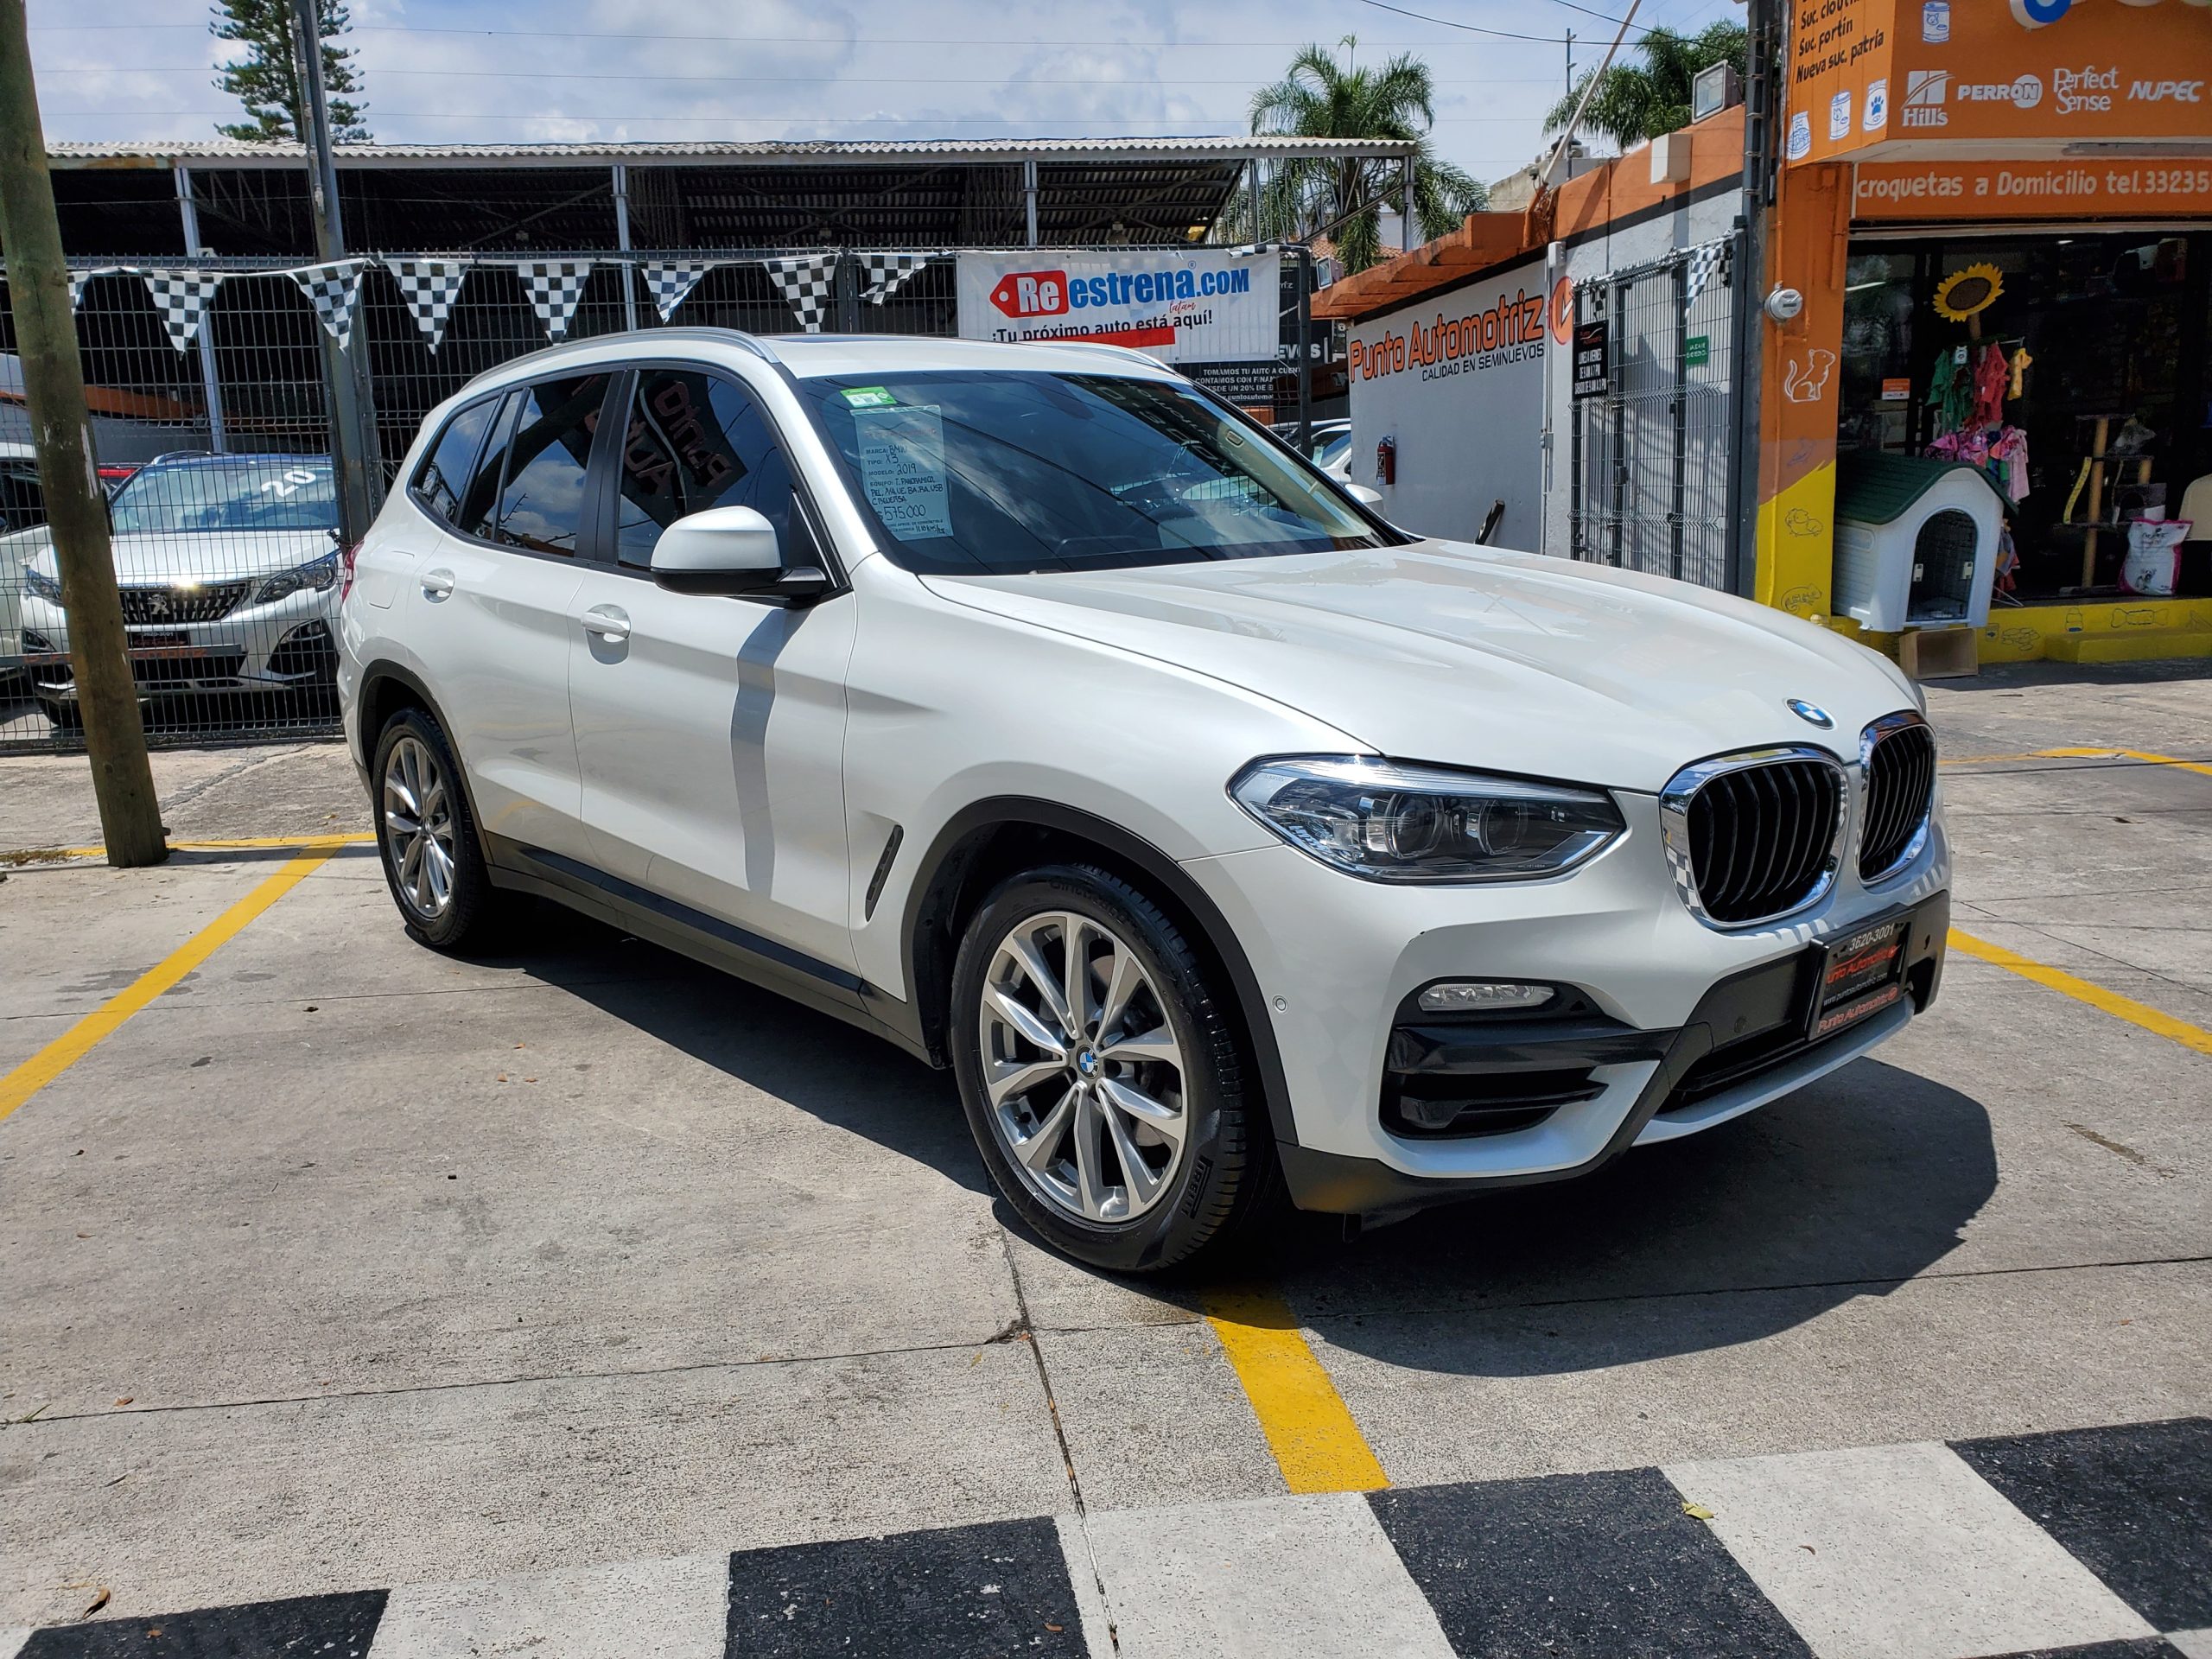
[1787,698,1835,729]
[1076,1050,1100,1077]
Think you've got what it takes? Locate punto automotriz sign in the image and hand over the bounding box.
[956,250,1281,365]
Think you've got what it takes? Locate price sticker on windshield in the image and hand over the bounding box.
[854,404,952,541]
[842,386,899,409]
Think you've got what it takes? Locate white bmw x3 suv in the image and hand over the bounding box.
[340,330,1949,1272]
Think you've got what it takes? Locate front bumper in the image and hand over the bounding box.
[21,589,340,699]
[1180,788,1951,1215]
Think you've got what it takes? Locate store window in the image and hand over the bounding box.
[1836,232,2210,602]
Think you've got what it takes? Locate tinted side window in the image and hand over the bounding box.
[612,369,793,568]
[494,374,611,556]
[412,396,499,530]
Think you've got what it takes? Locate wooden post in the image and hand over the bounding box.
[0,0,166,865]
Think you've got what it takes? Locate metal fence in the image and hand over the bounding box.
[1567,232,1745,593]
[0,248,962,753]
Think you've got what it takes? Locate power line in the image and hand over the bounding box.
[39,108,1542,124]
[30,20,1576,48]
[34,65,1583,86]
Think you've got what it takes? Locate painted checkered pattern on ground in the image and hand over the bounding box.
[5,1420,2204,1657]
[384,258,470,353]
[513,260,596,343]
[763,254,838,333]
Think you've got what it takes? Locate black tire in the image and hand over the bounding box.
[38,698,82,732]
[950,862,1273,1273]
[371,706,503,954]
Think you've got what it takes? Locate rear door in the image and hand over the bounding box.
[400,372,614,861]
[566,362,859,980]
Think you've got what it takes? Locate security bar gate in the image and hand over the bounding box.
[0,250,962,754]
[1567,230,1746,594]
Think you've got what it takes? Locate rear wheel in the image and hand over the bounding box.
[950,863,1270,1272]
[372,707,501,953]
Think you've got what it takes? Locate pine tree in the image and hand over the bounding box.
[210,0,371,144]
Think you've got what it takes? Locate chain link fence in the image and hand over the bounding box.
[1567,232,1745,593]
[0,248,966,753]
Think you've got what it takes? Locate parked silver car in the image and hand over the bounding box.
[15,454,342,725]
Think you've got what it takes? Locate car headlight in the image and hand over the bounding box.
[253,551,340,607]
[24,566,62,604]
[1230,755,1624,883]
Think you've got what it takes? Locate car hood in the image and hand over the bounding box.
[21,528,334,586]
[919,541,1920,794]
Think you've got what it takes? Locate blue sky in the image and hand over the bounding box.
[25,0,1737,187]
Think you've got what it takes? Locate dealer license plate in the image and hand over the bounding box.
[1811,918,1908,1041]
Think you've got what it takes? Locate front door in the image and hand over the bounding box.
[567,365,859,979]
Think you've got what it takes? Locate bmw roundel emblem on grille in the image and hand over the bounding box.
[1787,698,1834,729]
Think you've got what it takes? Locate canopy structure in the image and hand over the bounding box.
[41,136,1419,259]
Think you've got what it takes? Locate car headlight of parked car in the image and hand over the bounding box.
[24,565,64,604]
[253,550,340,606]
[1230,756,1625,883]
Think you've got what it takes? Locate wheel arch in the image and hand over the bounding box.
[900,798,1299,1150]
[355,660,494,863]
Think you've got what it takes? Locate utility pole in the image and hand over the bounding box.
[0,0,166,865]
[289,0,378,547]
[1731,0,1783,597]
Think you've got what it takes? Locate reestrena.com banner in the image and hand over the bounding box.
[956,249,1282,365]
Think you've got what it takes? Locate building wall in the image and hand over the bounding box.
[1345,256,1551,549]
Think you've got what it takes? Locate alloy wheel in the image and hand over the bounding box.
[383,734,458,921]
[976,911,1189,1224]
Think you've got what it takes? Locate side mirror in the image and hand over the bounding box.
[1345,482,1383,507]
[651,505,791,596]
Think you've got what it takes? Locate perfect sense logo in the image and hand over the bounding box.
[989,264,1254,319]
[2009,0,2207,24]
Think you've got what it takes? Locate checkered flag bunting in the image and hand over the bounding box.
[763,254,838,333]
[287,258,371,352]
[1684,238,1732,307]
[639,260,716,323]
[859,252,930,306]
[139,270,226,353]
[385,258,471,353]
[514,260,596,342]
[67,269,113,312]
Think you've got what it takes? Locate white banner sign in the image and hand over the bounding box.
[956,250,1281,365]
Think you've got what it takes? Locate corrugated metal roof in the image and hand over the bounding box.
[48,135,1415,168]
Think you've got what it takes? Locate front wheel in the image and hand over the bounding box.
[950,864,1272,1273]
[372,707,502,953]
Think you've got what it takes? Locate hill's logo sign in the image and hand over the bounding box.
[957,251,1281,365]
[2009,0,2206,22]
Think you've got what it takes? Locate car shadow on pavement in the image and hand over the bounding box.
[498,899,993,1198]
[1260,1057,1999,1376]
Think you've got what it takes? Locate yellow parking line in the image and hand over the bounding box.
[1948,929,2212,1058]
[2032,747,2212,779]
[0,839,350,1124]
[6,832,374,863]
[1205,1287,1389,1494]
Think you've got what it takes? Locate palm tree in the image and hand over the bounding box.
[1248,41,1485,275]
[1543,22,1747,150]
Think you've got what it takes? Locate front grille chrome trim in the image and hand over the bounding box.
[1660,746,1851,931]
[1858,710,1937,887]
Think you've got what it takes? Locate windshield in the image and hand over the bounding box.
[110,461,339,534]
[1314,433,1353,470]
[795,371,1400,575]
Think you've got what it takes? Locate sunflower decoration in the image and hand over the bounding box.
[1934,263,2004,322]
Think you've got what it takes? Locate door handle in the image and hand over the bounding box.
[581,604,631,643]
[420,569,455,600]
